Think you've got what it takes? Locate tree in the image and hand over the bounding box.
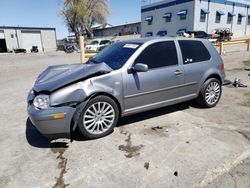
[61,0,110,39]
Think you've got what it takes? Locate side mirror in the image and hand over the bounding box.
[131,63,149,73]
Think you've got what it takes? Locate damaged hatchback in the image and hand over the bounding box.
[27,38,225,139]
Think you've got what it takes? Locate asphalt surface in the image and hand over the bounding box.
[0,49,250,188]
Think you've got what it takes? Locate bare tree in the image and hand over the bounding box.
[61,0,110,40]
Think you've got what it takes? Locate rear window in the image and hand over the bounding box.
[178,40,211,64]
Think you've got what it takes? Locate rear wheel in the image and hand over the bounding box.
[196,78,222,108]
[78,95,119,139]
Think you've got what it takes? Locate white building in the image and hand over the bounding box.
[93,22,141,37]
[0,26,57,53]
[141,0,250,37]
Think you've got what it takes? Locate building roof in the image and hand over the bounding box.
[0,26,56,30]
[141,0,250,13]
[93,22,141,31]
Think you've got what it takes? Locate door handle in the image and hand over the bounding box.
[174,70,182,75]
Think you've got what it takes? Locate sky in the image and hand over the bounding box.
[0,0,141,39]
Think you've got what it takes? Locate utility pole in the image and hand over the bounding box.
[79,35,85,64]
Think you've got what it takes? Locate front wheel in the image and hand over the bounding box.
[78,96,119,139]
[196,78,222,108]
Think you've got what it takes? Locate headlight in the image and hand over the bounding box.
[33,95,50,109]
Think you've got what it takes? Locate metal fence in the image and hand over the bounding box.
[214,39,250,55]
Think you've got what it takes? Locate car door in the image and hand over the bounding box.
[123,40,185,113]
[178,40,212,95]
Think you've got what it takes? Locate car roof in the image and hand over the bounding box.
[91,39,110,42]
[121,37,207,44]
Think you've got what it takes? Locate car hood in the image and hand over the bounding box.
[33,62,112,93]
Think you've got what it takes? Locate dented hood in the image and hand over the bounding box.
[33,62,112,93]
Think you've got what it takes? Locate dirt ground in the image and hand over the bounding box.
[0,48,250,188]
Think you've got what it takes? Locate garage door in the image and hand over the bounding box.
[0,31,4,39]
[21,31,43,52]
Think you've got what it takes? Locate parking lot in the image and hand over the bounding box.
[0,48,250,188]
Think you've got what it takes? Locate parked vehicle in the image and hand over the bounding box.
[186,31,218,43]
[14,48,26,53]
[85,39,111,53]
[64,43,79,53]
[27,38,225,140]
[30,46,39,53]
[213,28,233,41]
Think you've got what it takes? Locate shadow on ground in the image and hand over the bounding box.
[26,101,198,146]
[118,101,196,126]
[26,118,69,148]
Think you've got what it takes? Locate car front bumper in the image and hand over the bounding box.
[85,49,98,53]
[27,104,76,139]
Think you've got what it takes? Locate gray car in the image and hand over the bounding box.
[27,38,225,139]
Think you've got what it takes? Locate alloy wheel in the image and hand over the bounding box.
[205,81,221,105]
[83,102,115,135]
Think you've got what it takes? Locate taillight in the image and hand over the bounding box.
[220,60,225,72]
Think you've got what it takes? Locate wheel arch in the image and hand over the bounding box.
[204,74,222,84]
[87,92,122,117]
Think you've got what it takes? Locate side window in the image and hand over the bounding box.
[178,40,211,64]
[135,41,178,69]
[100,40,110,45]
[200,10,206,22]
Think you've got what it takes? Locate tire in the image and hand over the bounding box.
[196,78,222,108]
[78,95,119,139]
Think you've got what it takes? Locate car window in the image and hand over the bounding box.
[178,40,211,64]
[100,40,110,45]
[88,42,142,70]
[90,40,100,45]
[134,41,178,69]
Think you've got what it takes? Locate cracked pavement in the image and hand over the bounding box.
[0,49,250,188]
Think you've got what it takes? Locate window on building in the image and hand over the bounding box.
[215,11,224,23]
[177,10,187,20]
[134,41,178,69]
[200,11,206,22]
[166,17,171,22]
[145,16,153,25]
[178,40,211,64]
[248,15,250,25]
[180,14,187,20]
[238,15,242,24]
[238,13,246,24]
[145,32,153,37]
[163,13,172,22]
[227,13,233,24]
[11,34,14,38]
[157,30,167,37]
[176,28,187,36]
[216,12,221,23]
[200,9,209,22]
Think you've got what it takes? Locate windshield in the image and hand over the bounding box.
[90,40,100,45]
[100,40,110,45]
[87,42,142,70]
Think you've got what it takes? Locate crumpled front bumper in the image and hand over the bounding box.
[27,104,76,139]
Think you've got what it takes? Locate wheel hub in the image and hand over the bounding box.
[83,102,115,135]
